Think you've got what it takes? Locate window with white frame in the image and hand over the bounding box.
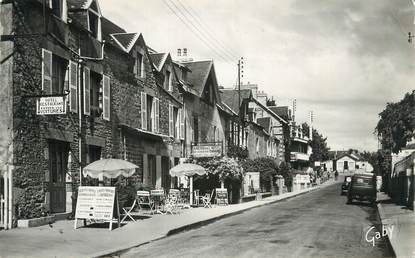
[165,70,172,92]
[50,0,67,22]
[256,138,259,154]
[140,93,159,133]
[135,51,145,78]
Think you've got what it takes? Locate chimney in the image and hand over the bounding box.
[183,48,188,57]
[177,48,182,56]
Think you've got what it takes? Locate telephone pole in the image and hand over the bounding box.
[237,57,244,146]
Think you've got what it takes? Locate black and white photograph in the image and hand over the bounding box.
[0,0,414,257]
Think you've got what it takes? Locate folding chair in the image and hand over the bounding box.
[202,190,214,208]
[121,198,138,223]
[150,189,165,214]
[215,188,229,206]
[136,191,154,214]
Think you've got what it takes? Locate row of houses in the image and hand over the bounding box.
[0,0,312,225]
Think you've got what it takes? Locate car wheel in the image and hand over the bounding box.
[347,197,352,204]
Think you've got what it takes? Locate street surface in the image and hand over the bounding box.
[118,182,393,258]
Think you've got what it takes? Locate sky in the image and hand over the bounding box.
[99,0,415,152]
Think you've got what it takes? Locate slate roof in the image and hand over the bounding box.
[257,117,271,132]
[403,142,415,150]
[181,60,213,96]
[110,33,139,52]
[150,53,168,71]
[220,89,252,115]
[101,17,126,40]
[269,106,291,121]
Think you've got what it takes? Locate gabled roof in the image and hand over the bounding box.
[220,89,252,115]
[269,106,291,121]
[257,117,271,133]
[181,60,214,96]
[251,98,288,125]
[336,153,359,161]
[101,17,126,41]
[110,33,140,53]
[149,53,169,71]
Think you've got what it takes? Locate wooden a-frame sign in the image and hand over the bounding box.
[74,186,120,231]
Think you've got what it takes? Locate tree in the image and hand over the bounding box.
[375,90,415,154]
[302,123,330,163]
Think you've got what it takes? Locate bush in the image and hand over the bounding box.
[241,157,279,192]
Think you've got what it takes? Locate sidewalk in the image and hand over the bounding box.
[377,192,415,258]
[0,180,336,258]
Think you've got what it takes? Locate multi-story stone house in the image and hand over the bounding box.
[175,60,228,158]
[0,0,185,226]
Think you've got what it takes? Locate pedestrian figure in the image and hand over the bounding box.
[334,171,339,181]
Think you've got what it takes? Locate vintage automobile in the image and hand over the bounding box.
[347,173,376,204]
[341,176,352,195]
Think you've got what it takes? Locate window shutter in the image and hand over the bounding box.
[103,75,110,121]
[168,73,172,92]
[155,98,159,133]
[62,0,68,23]
[141,92,147,130]
[83,67,90,115]
[180,107,185,140]
[42,48,52,94]
[168,103,173,137]
[151,99,156,133]
[68,61,77,113]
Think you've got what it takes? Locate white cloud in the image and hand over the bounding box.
[99,0,415,152]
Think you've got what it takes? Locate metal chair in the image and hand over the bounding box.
[202,190,214,208]
[136,191,154,214]
[194,189,201,206]
[150,189,165,214]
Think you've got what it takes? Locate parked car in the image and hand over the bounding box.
[341,176,352,195]
[347,173,376,204]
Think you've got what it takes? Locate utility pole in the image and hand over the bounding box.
[237,57,243,146]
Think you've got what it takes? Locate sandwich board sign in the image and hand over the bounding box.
[74,186,120,230]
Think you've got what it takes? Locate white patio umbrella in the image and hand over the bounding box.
[83,158,138,179]
[169,163,207,205]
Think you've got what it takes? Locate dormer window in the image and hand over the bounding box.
[50,0,67,22]
[182,69,187,82]
[135,51,145,78]
[52,0,62,17]
[164,70,172,92]
[88,11,99,38]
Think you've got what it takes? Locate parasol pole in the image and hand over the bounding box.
[189,176,193,205]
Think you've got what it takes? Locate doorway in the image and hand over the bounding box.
[344,161,349,171]
[49,140,69,213]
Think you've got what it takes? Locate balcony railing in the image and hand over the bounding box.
[290,152,310,162]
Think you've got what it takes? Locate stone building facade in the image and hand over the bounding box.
[0,0,186,223]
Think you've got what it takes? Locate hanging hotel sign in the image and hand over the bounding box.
[74,186,119,230]
[36,96,67,115]
[191,142,223,158]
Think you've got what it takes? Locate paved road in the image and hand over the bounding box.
[118,183,393,258]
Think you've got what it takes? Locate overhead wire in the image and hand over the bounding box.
[162,0,235,64]
[176,0,239,60]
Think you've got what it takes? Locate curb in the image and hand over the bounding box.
[376,203,396,258]
[93,182,335,258]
